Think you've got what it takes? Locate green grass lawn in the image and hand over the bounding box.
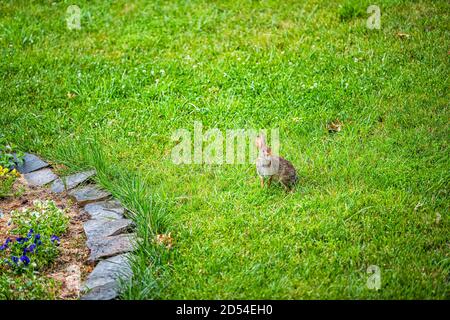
[1,0,449,299]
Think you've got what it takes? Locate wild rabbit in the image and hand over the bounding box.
[255,133,298,191]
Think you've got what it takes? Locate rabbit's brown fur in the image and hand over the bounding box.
[255,134,298,191]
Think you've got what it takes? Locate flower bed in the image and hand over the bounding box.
[1,200,68,271]
[0,177,90,299]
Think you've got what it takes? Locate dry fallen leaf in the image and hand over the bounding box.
[396,32,411,39]
[327,119,343,133]
[155,232,174,249]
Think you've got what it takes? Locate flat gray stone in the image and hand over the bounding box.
[83,219,134,241]
[87,233,136,262]
[16,153,49,174]
[69,185,110,205]
[81,281,120,300]
[83,200,125,220]
[51,170,96,193]
[81,254,132,300]
[24,168,58,186]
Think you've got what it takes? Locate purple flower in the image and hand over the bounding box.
[27,229,34,237]
[23,243,37,254]
[20,255,30,266]
[16,237,28,244]
[1,238,10,250]
[50,235,60,245]
[34,234,42,246]
[11,256,19,264]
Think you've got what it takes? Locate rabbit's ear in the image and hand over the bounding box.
[266,147,272,155]
[255,135,263,148]
[258,133,266,145]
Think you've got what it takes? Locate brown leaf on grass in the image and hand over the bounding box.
[155,232,174,249]
[396,32,411,39]
[327,119,343,133]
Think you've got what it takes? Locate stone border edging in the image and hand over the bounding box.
[15,153,134,300]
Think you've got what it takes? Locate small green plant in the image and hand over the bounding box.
[0,134,24,169]
[0,165,20,198]
[9,200,69,238]
[0,271,58,300]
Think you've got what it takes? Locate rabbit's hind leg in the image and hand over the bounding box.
[280,179,294,192]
